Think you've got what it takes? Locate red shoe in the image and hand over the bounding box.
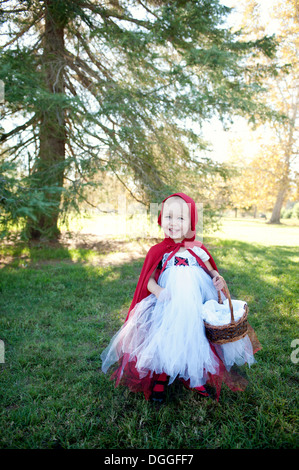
[194,385,210,397]
[150,379,167,403]
[180,379,212,398]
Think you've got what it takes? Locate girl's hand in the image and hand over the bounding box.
[155,286,165,299]
[148,273,166,300]
[213,275,225,291]
[157,287,171,302]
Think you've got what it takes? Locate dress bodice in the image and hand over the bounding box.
[161,246,210,270]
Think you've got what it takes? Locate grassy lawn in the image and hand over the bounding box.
[0,218,298,449]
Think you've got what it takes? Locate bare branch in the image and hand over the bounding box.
[73,31,113,80]
[0,115,37,143]
[80,2,153,30]
[0,8,28,13]
[136,0,159,19]
[64,49,106,84]
[2,10,44,48]
[1,135,36,162]
[108,166,145,204]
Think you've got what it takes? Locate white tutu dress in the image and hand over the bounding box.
[101,246,256,388]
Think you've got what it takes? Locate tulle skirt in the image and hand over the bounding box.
[202,298,256,370]
[101,265,261,399]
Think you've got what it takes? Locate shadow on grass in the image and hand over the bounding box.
[0,236,153,268]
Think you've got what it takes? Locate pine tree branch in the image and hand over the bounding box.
[64,75,78,97]
[136,0,159,19]
[107,166,145,205]
[64,175,116,211]
[80,2,153,30]
[73,31,113,80]
[0,8,28,13]
[0,135,36,161]
[64,49,106,84]
[2,9,44,48]
[0,116,37,143]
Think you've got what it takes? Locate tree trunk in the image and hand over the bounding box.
[268,124,296,225]
[26,0,66,240]
[268,184,287,224]
[268,84,298,225]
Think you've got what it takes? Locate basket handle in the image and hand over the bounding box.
[217,278,235,324]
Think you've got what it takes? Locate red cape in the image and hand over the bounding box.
[126,193,218,320]
[112,193,259,401]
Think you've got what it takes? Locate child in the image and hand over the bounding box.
[101,193,261,402]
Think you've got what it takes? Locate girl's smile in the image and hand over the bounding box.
[161,197,191,242]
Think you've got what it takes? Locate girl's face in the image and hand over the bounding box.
[161,197,191,242]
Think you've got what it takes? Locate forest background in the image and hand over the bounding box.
[0,0,298,239]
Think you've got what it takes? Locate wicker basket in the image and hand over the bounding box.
[204,280,248,345]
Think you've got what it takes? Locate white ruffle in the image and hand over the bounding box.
[202,299,247,326]
[213,336,255,371]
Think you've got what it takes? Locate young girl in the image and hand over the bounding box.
[101,193,261,402]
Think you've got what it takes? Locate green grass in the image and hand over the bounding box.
[0,219,298,449]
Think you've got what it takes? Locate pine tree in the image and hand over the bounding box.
[0,0,278,239]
